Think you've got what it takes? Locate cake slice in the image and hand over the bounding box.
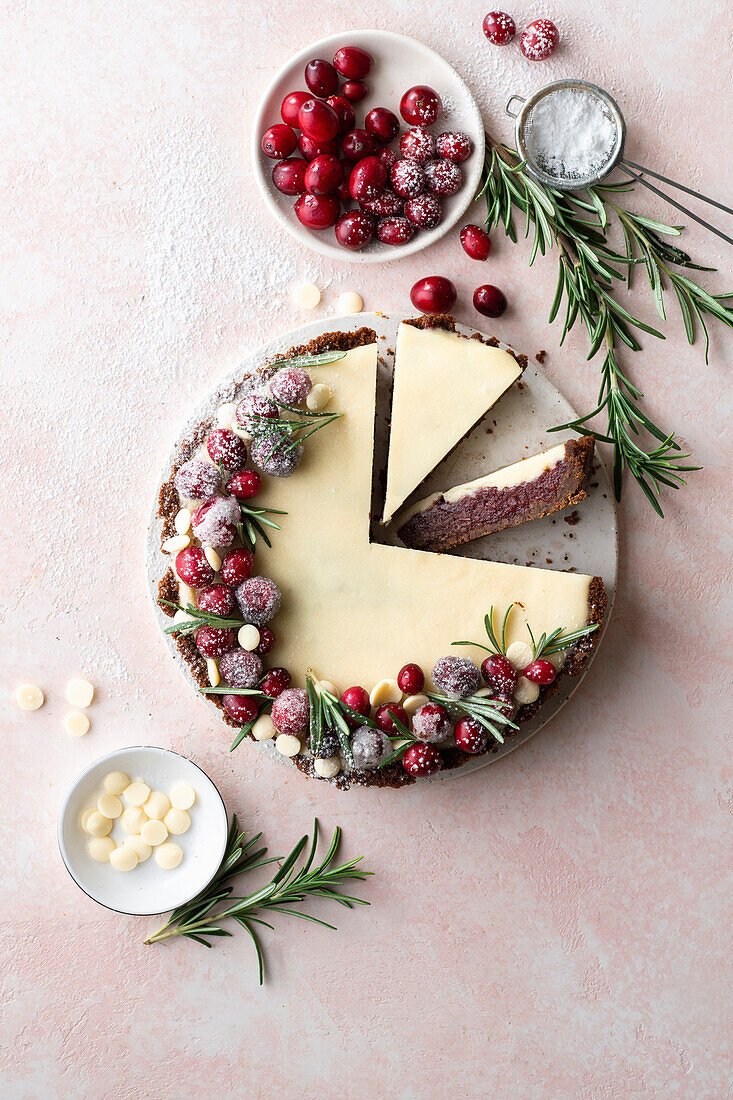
[396,437,595,551]
[381,316,525,524]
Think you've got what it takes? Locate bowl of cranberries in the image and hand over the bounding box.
[252,30,485,262]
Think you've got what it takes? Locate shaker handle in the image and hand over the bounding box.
[505,95,525,119]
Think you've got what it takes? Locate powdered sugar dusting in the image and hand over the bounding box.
[525,89,619,181]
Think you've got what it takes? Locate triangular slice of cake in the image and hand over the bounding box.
[381,317,525,524]
[396,437,595,551]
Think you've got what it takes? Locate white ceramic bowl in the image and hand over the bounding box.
[58,746,229,916]
[251,29,486,264]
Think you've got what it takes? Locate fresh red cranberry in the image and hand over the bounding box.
[375,703,408,735]
[474,284,507,317]
[336,173,352,204]
[195,625,237,659]
[341,80,369,103]
[304,58,339,98]
[460,224,492,260]
[490,694,515,721]
[175,547,215,588]
[400,85,442,126]
[361,189,403,216]
[410,275,456,313]
[197,583,236,617]
[424,158,463,197]
[365,107,400,143]
[482,11,516,45]
[400,127,435,164]
[348,156,387,203]
[481,653,518,695]
[377,216,414,245]
[402,742,442,777]
[220,548,254,587]
[404,193,443,230]
[297,98,339,143]
[294,193,341,230]
[304,154,343,195]
[298,134,340,161]
[222,694,259,724]
[341,128,377,162]
[261,124,297,160]
[206,428,247,470]
[226,470,261,500]
[335,210,375,250]
[390,158,425,199]
[333,46,373,79]
[378,147,399,171]
[281,90,310,126]
[272,157,307,195]
[340,685,371,726]
[397,663,425,694]
[436,131,472,162]
[454,716,488,754]
[522,659,557,685]
[520,18,559,60]
[325,94,356,134]
[259,667,292,698]
[253,625,275,656]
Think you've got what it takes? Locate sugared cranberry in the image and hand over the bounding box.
[402,742,442,777]
[390,158,425,199]
[261,124,297,160]
[195,625,237,659]
[473,284,507,318]
[270,366,313,404]
[436,131,472,162]
[400,127,435,164]
[424,158,463,197]
[222,694,259,724]
[377,216,414,245]
[272,157,307,195]
[325,94,356,134]
[482,11,516,45]
[378,147,399,171]
[397,663,425,694]
[294,193,341,230]
[400,85,442,126]
[404,193,442,229]
[219,648,263,688]
[175,546,215,588]
[236,393,278,433]
[333,45,373,80]
[481,653,518,695]
[520,18,559,60]
[375,703,408,735]
[341,128,377,162]
[226,469,262,500]
[298,134,340,161]
[361,189,403,217]
[206,428,247,470]
[254,625,275,656]
[460,224,492,260]
[197,583,236,617]
[454,716,488,754]
[304,154,343,196]
[409,274,456,313]
[259,667,292,698]
[281,90,310,127]
[191,496,240,547]
[335,210,375,251]
[522,659,557,685]
[271,687,309,735]
[220,548,254,587]
[340,685,371,726]
[349,156,387,203]
[341,80,369,103]
[431,655,480,699]
[304,58,339,98]
[365,107,400,143]
[250,435,303,478]
[236,575,282,625]
[175,459,221,499]
[351,728,390,769]
[298,98,339,143]
[411,702,451,743]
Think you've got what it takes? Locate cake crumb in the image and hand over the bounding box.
[564,510,580,526]
[535,349,547,363]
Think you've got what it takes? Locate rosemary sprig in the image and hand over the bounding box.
[144,816,372,983]
[250,406,343,460]
[237,502,287,551]
[376,708,419,768]
[229,695,271,752]
[270,349,347,370]
[426,693,517,745]
[452,603,599,660]
[305,672,376,767]
[160,600,243,635]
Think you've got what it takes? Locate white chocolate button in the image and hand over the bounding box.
[81,808,95,832]
[369,678,401,708]
[141,818,168,846]
[66,678,95,708]
[306,383,331,412]
[170,782,196,811]
[275,734,301,758]
[123,781,150,807]
[86,811,113,838]
[474,687,493,698]
[17,684,44,710]
[88,837,116,862]
[144,791,170,820]
[238,624,260,651]
[110,845,138,872]
[317,679,338,697]
[124,835,152,862]
[163,534,191,553]
[514,676,540,705]
[65,712,90,737]
[293,282,321,310]
[204,546,221,571]
[337,291,363,314]
[206,658,220,687]
[506,641,534,671]
[120,806,146,834]
[174,507,192,534]
[97,793,122,819]
[103,771,130,795]
[251,714,276,741]
[164,808,191,835]
[173,609,191,627]
[314,755,341,779]
[548,649,567,671]
[177,582,196,610]
[216,401,238,429]
[403,693,429,716]
[155,842,183,870]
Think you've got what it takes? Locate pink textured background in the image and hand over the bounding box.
[2,2,731,1097]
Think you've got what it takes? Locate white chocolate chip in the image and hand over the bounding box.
[123,835,152,862]
[293,282,321,310]
[144,791,170,820]
[103,771,129,795]
[16,684,44,711]
[506,641,534,671]
[403,693,429,716]
[65,712,90,737]
[66,678,94,708]
[88,836,116,862]
[169,782,196,811]
[163,534,191,553]
[314,755,341,779]
[81,808,95,832]
[317,679,338,697]
[251,714,276,741]
[110,845,138,872]
[204,546,221,571]
[369,678,402,708]
[514,676,540,705]
[97,793,122,819]
[120,806,146,834]
[547,649,567,671]
[86,811,113,838]
[474,687,493,699]
[164,808,191,835]
[275,734,302,758]
[216,401,238,429]
[173,609,191,627]
[238,624,260,651]
[306,383,331,412]
[141,818,168,846]
[123,781,150,807]
[174,507,192,535]
[336,291,363,314]
[155,842,183,870]
[206,657,220,687]
[177,582,196,610]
